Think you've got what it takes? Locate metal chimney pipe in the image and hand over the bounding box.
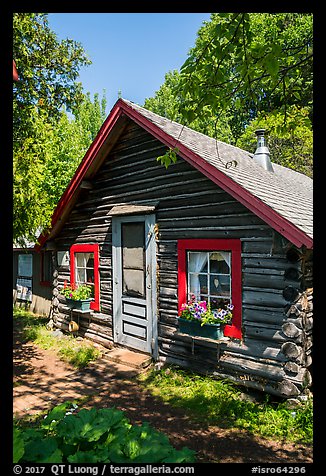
[253,129,274,172]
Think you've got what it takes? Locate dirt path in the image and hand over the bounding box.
[13,330,313,464]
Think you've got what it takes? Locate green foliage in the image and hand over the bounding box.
[144,70,234,143]
[13,308,100,369]
[144,13,313,176]
[140,367,313,444]
[177,13,313,136]
[237,106,313,177]
[13,13,107,246]
[156,147,179,169]
[13,13,90,122]
[61,283,93,300]
[14,404,195,463]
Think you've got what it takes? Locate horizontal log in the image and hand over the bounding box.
[221,338,286,363]
[243,257,300,271]
[214,367,300,397]
[243,290,287,308]
[77,330,113,349]
[244,324,292,343]
[242,307,285,325]
[243,273,287,290]
[219,352,310,388]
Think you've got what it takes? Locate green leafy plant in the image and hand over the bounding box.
[61,281,93,300]
[156,147,179,169]
[14,403,195,463]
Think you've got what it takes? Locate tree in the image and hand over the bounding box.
[143,13,313,174]
[237,107,313,177]
[13,13,92,245]
[144,70,234,144]
[41,92,107,211]
[177,13,313,137]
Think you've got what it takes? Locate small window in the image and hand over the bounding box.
[178,239,242,339]
[70,244,100,311]
[40,251,53,285]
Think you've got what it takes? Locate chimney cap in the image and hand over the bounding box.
[255,128,266,136]
[253,128,274,172]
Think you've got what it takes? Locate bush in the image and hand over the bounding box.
[14,403,195,463]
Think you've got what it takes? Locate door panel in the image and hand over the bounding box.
[112,214,157,354]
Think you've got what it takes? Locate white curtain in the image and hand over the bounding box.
[218,251,231,271]
[188,252,208,300]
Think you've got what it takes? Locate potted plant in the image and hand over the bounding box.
[178,294,233,340]
[61,281,94,311]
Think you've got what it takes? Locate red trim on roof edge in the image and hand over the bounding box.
[35,98,313,250]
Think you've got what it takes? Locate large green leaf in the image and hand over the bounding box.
[13,427,25,463]
[23,437,62,463]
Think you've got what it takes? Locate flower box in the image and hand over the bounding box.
[65,298,93,311]
[177,317,224,340]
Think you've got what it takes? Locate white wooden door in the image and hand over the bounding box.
[112,214,157,355]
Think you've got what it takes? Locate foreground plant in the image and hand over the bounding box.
[14,403,195,463]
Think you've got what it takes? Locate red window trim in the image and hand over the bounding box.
[70,243,100,311]
[178,239,242,339]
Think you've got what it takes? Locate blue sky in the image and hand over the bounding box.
[48,13,212,114]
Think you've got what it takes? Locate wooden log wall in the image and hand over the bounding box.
[51,119,313,398]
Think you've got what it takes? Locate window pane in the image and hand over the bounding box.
[188,252,208,273]
[122,222,145,297]
[76,268,86,284]
[209,252,230,274]
[210,274,230,296]
[75,253,85,267]
[123,269,145,297]
[210,297,231,310]
[122,223,144,270]
[187,249,232,306]
[86,254,94,268]
[189,273,208,300]
[86,268,95,283]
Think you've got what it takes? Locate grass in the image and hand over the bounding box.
[139,366,313,445]
[13,307,101,369]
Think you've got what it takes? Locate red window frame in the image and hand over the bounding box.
[70,243,100,311]
[178,239,242,339]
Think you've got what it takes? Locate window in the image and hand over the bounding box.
[178,239,242,339]
[70,244,100,311]
[121,222,145,298]
[40,251,53,286]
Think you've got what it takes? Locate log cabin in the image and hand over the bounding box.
[36,98,313,399]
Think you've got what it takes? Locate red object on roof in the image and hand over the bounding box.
[13,60,19,81]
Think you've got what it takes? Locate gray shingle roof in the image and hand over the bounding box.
[123,99,313,241]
